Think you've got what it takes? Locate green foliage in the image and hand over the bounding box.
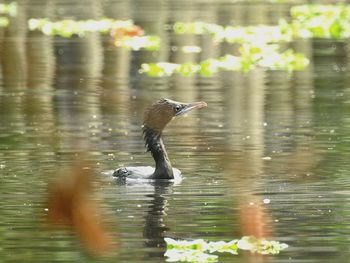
[0,2,17,17]
[113,35,160,51]
[167,5,350,75]
[28,18,134,37]
[173,22,293,44]
[28,18,160,51]
[0,17,9,27]
[0,2,16,28]
[289,5,350,39]
[174,5,350,42]
[165,236,288,262]
[26,4,350,74]
[173,22,225,41]
[141,46,309,77]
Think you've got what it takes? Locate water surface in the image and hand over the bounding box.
[0,1,350,262]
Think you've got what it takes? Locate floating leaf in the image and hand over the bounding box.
[164,250,218,263]
[164,236,288,262]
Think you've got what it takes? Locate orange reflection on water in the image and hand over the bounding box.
[46,162,116,257]
[238,197,274,263]
[238,197,273,239]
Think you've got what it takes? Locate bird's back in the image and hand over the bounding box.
[112,166,182,184]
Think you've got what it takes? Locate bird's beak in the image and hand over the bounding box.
[175,101,207,116]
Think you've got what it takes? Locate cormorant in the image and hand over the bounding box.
[113,98,207,181]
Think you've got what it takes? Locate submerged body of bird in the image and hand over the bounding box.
[113,98,207,183]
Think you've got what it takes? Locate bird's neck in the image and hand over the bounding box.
[143,125,174,179]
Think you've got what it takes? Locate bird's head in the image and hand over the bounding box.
[143,98,207,133]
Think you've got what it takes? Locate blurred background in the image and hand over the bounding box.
[0,0,349,262]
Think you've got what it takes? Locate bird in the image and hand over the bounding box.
[113,98,207,182]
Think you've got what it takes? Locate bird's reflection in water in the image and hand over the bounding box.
[142,181,173,258]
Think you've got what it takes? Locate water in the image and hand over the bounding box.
[0,1,350,262]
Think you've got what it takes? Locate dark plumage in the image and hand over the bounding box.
[113,98,207,181]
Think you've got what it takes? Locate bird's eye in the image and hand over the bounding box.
[175,105,181,112]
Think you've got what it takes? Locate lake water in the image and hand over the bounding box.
[0,1,349,262]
